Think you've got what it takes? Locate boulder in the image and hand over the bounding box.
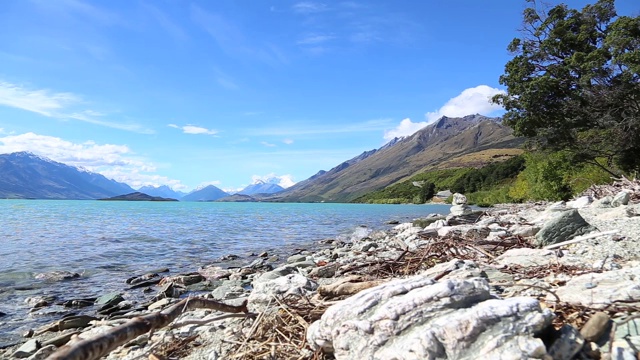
[287,254,307,264]
[611,191,630,207]
[211,280,247,300]
[534,209,596,247]
[307,276,553,359]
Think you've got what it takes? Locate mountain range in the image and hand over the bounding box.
[268,114,522,202]
[0,115,522,201]
[0,152,134,199]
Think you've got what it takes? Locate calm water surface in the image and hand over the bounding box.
[0,200,448,345]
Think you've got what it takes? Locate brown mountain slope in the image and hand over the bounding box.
[270,114,522,202]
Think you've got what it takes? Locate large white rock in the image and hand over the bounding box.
[307,276,553,359]
[554,266,640,308]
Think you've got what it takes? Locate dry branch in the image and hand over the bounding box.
[46,297,248,360]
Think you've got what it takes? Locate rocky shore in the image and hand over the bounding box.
[3,181,640,359]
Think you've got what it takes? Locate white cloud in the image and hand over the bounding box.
[0,81,153,133]
[383,118,426,142]
[169,124,218,136]
[425,85,505,123]
[383,85,506,142]
[261,141,276,147]
[0,132,185,189]
[293,1,328,13]
[251,173,296,188]
[283,139,294,145]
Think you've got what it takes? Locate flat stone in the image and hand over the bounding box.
[450,204,472,216]
[308,263,339,278]
[495,248,557,267]
[287,254,307,263]
[148,298,172,311]
[25,344,56,360]
[12,339,40,358]
[42,331,80,347]
[554,266,640,308]
[95,292,124,307]
[580,312,610,342]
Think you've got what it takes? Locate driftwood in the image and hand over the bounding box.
[46,297,248,360]
[543,230,619,250]
[318,276,386,298]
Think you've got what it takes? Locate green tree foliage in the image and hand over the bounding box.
[451,156,525,194]
[493,0,640,174]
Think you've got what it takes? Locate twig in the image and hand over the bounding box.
[169,313,257,329]
[543,230,619,250]
[490,282,561,303]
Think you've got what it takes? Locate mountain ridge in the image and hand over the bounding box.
[269,114,522,202]
[0,152,135,199]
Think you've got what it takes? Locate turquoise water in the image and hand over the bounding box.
[0,200,448,345]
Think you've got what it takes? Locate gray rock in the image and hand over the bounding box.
[34,271,80,282]
[308,263,339,278]
[249,274,317,312]
[425,219,447,229]
[258,262,317,282]
[287,254,307,264]
[547,325,584,360]
[307,276,553,359]
[534,209,596,247]
[452,193,468,205]
[580,312,610,342]
[554,266,640,308]
[510,224,541,237]
[495,248,558,267]
[419,259,484,280]
[211,280,246,300]
[612,191,630,207]
[12,339,40,358]
[95,292,124,307]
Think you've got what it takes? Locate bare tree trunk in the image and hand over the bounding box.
[46,298,248,360]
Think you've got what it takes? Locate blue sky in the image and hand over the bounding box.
[0,0,637,192]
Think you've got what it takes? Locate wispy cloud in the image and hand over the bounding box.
[190,5,288,66]
[283,139,294,145]
[293,2,329,14]
[142,1,188,42]
[0,81,153,133]
[169,124,219,136]
[214,68,239,90]
[297,34,335,45]
[0,132,185,189]
[261,141,277,147]
[425,85,505,123]
[383,85,506,141]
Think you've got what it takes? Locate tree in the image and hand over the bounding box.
[493,0,640,175]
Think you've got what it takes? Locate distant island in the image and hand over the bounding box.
[98,192,178,202]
